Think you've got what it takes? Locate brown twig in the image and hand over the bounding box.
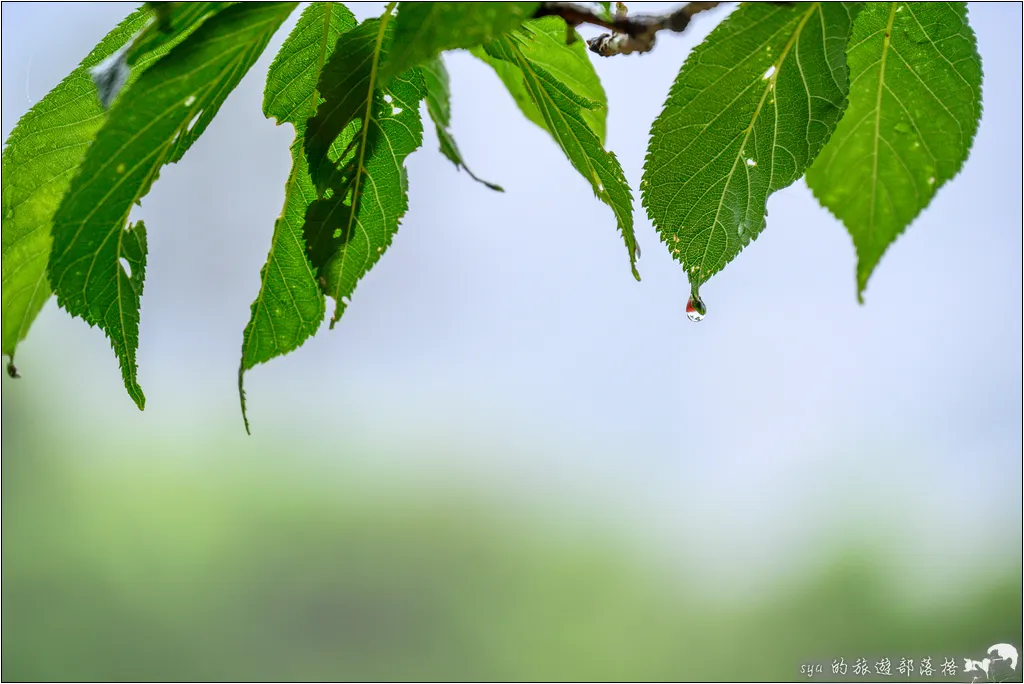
[533,2,723,57]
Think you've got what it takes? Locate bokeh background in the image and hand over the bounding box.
[2,2,1021,681]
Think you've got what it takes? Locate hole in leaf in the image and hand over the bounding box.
[118,257,132,278]
[186,111,203,133]
[391,106,403,115]
[746,158,757,167]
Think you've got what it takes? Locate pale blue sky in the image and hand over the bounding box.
[2,2,1021,594]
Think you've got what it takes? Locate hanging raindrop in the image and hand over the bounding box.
[686,292,706,322]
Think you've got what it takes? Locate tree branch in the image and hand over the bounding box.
[533,2,722,57]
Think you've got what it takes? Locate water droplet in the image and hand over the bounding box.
[896,4,903,10]
[597,182,605,193]
[894,122,912,134]
[376,246,383,253]
[686,294,706,322]
[634,241,641,259]
[116,163,126,174]
[184,94,196,107]
[927,176,935,185]
[762,65,776,80]
[745,158,757,167]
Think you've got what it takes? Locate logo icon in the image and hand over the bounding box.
[964,644,1019,682]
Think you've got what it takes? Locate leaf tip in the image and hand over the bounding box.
[855,274,868,304]
[856,261,874,305]
[460,164,504,192]
[238,365,252,436]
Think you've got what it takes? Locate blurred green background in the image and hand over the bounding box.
[3,387,1021,681]
[2,2,1022,681]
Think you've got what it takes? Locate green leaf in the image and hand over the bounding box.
[421,56,503,191]
[239,1,357,433]
[126,3,228,66]
[386,1,539,80]
[303,18,390,188]
[0,5,212,377]
[483,31,638,280]
[470,44,548,133]
[805,2,982,300]
[642,2,860,296]
[472,17,608,144]
[89,3,228,109]
[261,2,356,133]
[47,2,297,409]
[302,17,428,325]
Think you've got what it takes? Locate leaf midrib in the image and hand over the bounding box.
[311,3,334,116]
[330,6,395,319]
[699,2,819,275]
[867,3,898,244]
